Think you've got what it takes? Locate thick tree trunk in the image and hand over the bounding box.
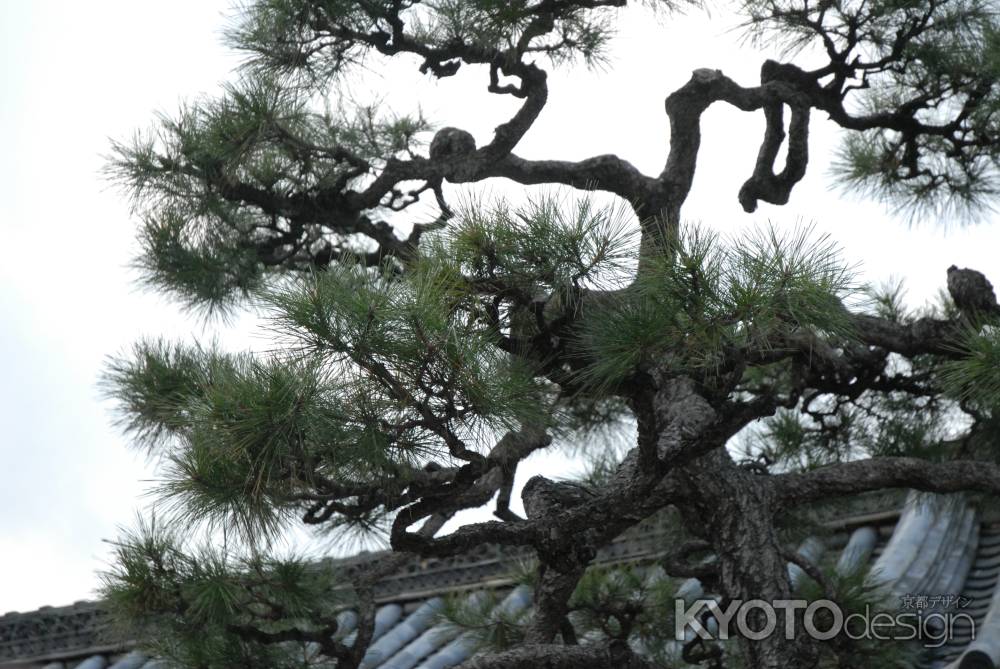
[678,451,820,669]
[524,564,585,643]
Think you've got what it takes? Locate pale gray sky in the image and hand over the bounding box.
[2,1,998,614]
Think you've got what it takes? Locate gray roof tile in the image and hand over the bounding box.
[8,494,1000,669]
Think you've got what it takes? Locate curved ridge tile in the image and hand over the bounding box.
[836,526,878,576]
[373,605,404,641]
[934,509,980,603]
[378,624,458,669]
[74,658,108,669]
[940,525,1000,669]
[870,493,951,593]
[108,652,147,669]
[337,609,360,638]
[896,500,972,598]
[949,564,1000,667]
[675,577,703,603]
[788,537,825,591]
[379,594,480,669]
[360,598,444,669]
[344,604,403,647]
[413,586,533,669]
[411,635,477,669]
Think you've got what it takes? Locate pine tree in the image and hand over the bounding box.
[100,2,1000,668]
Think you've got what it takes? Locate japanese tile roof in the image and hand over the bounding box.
[4,492,1000,669]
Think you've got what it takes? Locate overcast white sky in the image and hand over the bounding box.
[2,1,999,615]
